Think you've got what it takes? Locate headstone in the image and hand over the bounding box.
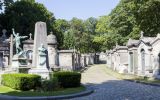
[32,22,48,67]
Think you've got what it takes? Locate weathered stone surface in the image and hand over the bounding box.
[47,32,58,69]
[58,50,81,71]
[32,22,48,67]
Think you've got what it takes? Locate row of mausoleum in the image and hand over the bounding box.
[106,32,160,79]
[0,28,99,72]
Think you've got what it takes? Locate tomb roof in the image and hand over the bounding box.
[127,38,139,47]
[47,32,57,45]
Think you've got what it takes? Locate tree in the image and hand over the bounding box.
[2,0,55,37]
[109,0,135,37]
[63,29,76,49]
[54,19,70,49]
[84,17,97,34]
[96,16,110,34]
[132,0,160,36]
[0,0,14,10]
[69,18,84,51]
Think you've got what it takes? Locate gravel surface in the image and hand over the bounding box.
[68,64,160,100]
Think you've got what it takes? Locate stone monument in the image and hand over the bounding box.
[47,32,59,71]
[37,44,47,69]
[32,22,48,67]
[11,28,28,69]
[29,22,50,79]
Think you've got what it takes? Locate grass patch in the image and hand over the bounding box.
[0,85,86,97]
[103,65,160,84]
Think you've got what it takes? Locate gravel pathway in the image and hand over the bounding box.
[68,64,160,100]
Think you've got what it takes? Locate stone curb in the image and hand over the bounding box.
[0,87,94,100]
[124,79,160,87]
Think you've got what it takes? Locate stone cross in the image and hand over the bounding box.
[29,33,32,40]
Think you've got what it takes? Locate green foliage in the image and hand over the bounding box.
[62,17,97,53]
[133,0,160,36]
[2,73,41,91]
[109,0,135,37]
[41,77,59,91]
[63,29,76,49]
[2,0,55,37]
[84,17,97,34]
[54,19,70,49]
[96,16,110,34]
[0,0,14,10]
[53,72,81,88]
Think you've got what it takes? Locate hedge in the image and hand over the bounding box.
[53,71,81,88]
[41,77,59,91]
[1,73,41,91]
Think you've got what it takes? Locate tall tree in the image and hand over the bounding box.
[0,0,14,10]
[2,0,55,37]
[132,0,160,36]
[96,16,110,34]
[54,19,69,49]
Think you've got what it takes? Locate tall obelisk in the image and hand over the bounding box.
[32,22,48,67]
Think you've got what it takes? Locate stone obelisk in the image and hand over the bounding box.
[32,22,48,67]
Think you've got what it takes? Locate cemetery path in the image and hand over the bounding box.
[69,64,160,100]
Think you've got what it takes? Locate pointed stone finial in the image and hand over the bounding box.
[50,31,53,34]
[129,38,132,41]
[29,33,32,40]
[116,42,118,48]
[140,31,144,39]
[1,29,7,40]
[2,29,7,34]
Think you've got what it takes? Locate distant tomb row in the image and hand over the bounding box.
[0,21,101,79]
[106,32,160,79]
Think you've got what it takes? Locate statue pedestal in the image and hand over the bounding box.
[12,55,28,72]
[28,68,51,79]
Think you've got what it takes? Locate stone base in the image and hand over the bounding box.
[118,65,128,74]
[28,68,51,79]
[12,55,27,68]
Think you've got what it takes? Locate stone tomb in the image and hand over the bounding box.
[58,50,81,71]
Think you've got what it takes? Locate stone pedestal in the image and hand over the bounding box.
[12,55,28,72]
[28,68,51,79]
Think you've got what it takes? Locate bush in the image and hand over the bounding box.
[41,77,59,91]
[53,72,81,88]
[1,73,41,91]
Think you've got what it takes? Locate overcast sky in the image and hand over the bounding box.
[36,0,120,20]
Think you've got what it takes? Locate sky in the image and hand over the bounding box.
[36,0,120,20]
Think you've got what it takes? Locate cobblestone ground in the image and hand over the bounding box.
[68,64,160,100]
